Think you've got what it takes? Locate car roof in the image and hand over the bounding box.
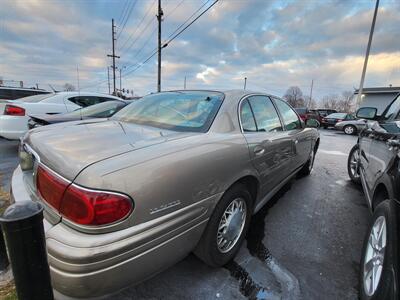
[159,89,281,101]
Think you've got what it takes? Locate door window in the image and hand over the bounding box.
[273,99,302,130]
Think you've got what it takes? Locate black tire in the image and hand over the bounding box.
[344,125,357,135]
[348,144,361,184]
[298,148,315,177]
[194,183,253,267]
[323,125,328,129]
[359,200,398,300]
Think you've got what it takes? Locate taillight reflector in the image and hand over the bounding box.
[4,104,25,116]
[36,165,133,226]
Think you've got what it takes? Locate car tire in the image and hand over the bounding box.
[194,183,252,267]
[359,200,397,300]
[298,148,316,177]
[344,125,357,135]
[323,125,328,129]
[348,144,361,184]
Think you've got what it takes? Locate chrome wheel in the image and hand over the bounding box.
[217,198,247,253]
[344,126,355,135]
[363,216,387,296]
[349,149,360,179]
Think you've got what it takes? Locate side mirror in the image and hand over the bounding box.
[356,107,377,120]
[305,118,320,128]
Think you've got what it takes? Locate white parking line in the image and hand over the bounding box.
[318,149,348,156]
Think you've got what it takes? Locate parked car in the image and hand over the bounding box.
[347,93,400,299]
[295,107,309,121]
[0,86,51,100]
[13,90,320,298]
[321,112,355,129]
[309,108,337,123]
[0,92,122,140]
[335,118,367,135]
[28,100,128,129]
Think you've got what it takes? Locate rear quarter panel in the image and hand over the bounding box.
[74,132,258,229]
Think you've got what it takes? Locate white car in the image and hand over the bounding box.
[0,92,123,140]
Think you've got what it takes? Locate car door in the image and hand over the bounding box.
[272,98,311,171]
[240,95,293,196]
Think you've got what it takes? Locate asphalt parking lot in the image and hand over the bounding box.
[0,129,370,299]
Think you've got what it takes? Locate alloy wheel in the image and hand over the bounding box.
[217,198,247,253]
[363,216,387,296]
[349,149,360,179]
[344,126,355,135]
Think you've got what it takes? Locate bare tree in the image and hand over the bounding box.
[321,90,355,112]
[322,94,340,110]
[283,86,305,108]
[63,83,76,91]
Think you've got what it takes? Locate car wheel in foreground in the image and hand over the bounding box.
[194,183,252,267]
[348,144,361,184]
[298,148,315,177]
[323,125,328,129]
[344,125,357,135]
[360,201,397,300]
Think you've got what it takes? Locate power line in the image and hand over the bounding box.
[117,0,138,40]
[119,0,157,53]
[122,0,219,79]
[117,0,129,26]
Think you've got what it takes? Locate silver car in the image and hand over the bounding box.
[12,90,319,298]
[335,119,367,135]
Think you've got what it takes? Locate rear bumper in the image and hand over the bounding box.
[0,115,28,140]
[11,166,212,299]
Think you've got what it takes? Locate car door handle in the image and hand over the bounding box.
[254,146,265,155]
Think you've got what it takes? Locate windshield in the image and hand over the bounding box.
[68,101,126,118]
[383,94,400,120]
[19,93,54,103]
[326,113,346,119]
[112,91,224,132]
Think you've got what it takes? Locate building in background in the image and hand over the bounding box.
[355,86,400,116]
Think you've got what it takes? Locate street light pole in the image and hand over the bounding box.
[244,77,247,91]
[357,0,379,106]
[157,0,163,92]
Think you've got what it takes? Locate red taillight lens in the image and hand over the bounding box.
[60,185,132,225]
[4,104,25,116]
[37,166,133,226]
[37,166,68,210]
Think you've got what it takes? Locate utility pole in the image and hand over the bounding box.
[107,19,120,95]
[308,79,314,107]
[244,77,247,90]
[107,67,111,94]
[357,0,379,106]
[119,68,122,91]
[184,76,186,89]
[157,0,163,92]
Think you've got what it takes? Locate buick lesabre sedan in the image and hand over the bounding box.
[12,90,319,298]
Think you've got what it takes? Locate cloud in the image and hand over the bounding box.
[0,0,399,98]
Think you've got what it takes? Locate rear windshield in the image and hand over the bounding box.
[112,91,224,132]
[326,113,346,119]
[20,94,54,103]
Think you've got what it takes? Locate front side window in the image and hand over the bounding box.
[274,99,302,130]
[244,96,282,132]
[112,91,223,132]
[384,94,400,120]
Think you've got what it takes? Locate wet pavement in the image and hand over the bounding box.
[0,129,370,299]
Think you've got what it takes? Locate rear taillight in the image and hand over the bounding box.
[36,166,133,226]
[37,166,67,210]
[4,104,25,116]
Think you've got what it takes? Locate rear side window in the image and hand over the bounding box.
[69,96,102,107]
[240,100,257,132]
[273,99,302,130]
[240,96,282,133]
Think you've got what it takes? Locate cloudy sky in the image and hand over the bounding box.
[0,0,399,100]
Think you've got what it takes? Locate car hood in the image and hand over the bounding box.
[25,120,197,180]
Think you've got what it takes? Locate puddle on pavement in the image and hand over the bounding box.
[225,180,294,299]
